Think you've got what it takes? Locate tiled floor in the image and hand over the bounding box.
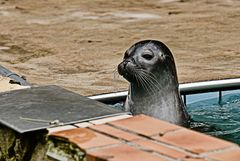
[49,114,240,161]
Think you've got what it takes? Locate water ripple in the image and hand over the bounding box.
[188,92,240,144]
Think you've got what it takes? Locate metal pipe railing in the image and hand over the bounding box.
[179,78,240,95]
[89,78,240,103]
[0,65,30,86]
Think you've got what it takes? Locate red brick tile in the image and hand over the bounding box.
[89,115,132,125]
[183,158,207,161]
[50,128,121,150]
[47,125,76,133]
[208,149,240,161]
[153,128,234,154]
[74,122,93,128]
[90,124,142,141]
[109,114,180,136]
[87,144,168,161]
[133,139,188,159]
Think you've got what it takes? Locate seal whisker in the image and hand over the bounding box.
[139,72,159,93]
[135,69,161,91]
[136,69,159,83]
[140,71,162,90]
[135,71,151,94]
[113,68,120,80]
[137,72,156,94]
[132,69,141,87]
[137,73,150,93]
[130,68,147,92]
[135,69,159,89]
[139,70,162,89]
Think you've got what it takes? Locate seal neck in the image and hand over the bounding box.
[130,69,179,97]
[129,73,188,125]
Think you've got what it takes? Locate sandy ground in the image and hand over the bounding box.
[0,0,239,96]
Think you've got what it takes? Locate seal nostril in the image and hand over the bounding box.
[123,61,128,68]
[117,63,123,75]
[118,61,128,75]
[131,58,136,64]
[118,60,131,76]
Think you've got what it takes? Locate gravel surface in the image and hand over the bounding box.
[0,0,239,95]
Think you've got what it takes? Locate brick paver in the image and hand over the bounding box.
[133,139,188,159]
[87,144,167,161]
[51,128,121,150]
[90,124,142,141]
[208,149,240,161]
[153,128,234,154]
[49,115,240,161]
[109,114,180,136]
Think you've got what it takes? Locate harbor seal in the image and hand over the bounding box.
[118,40,190,126]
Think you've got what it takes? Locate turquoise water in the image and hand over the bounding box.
[111,90,240,144]
[187,91,240,144]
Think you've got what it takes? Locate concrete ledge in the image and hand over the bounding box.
[0,76,30,93]
[49,114,240,161]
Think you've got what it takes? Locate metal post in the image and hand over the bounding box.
[218,91,222,105]
[183,95,187,105]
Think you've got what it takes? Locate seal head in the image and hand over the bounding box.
[118,40,189,126]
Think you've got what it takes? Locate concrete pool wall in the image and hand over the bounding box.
[0,76,240,161]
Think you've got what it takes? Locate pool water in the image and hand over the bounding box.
[187,91,240,145]
[111,90,240,144]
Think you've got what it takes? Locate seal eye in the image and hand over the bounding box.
[142,54,153,60]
